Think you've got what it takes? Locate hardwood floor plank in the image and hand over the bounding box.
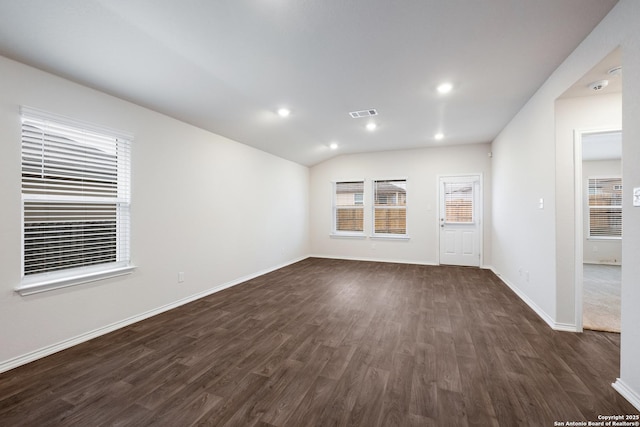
[379,353,414,427]
[347,366,389,427]
[260,344,334,426]
[222,358,304,427]
[284,375,337,427]
[0,258,637,426]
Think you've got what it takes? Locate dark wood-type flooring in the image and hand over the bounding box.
[0,258,637,426]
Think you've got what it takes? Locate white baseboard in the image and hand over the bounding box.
[584,261,622,266]
[309,253,438,266]
[489,267,579,332]
[613,378,640,412]
[0,256,308,374]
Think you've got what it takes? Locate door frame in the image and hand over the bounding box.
[437,173,483,267]
[573,127,622,332]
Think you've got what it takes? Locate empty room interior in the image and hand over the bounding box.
[1,1,640,425]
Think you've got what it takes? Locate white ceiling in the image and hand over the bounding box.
[0,0,618,166]
[560,48,622,99]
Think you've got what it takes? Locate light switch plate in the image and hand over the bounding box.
[634,187,640,207]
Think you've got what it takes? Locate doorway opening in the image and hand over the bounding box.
[576,129,622,333]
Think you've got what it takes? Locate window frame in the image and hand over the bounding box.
[331,180,366,237]
[372,178,409,239]
[16,107,135,296]
[587,176,622,240]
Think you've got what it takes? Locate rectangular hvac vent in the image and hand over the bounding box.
[349,109,378,118]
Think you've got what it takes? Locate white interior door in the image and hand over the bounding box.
[439,175,481,267]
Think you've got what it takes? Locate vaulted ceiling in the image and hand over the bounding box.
[0,0,618,165]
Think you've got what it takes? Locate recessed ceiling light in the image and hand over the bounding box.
[434,133,444,140]
[437,83,453,94]
[366,122,377,131]
[277,108,290,117]
[329,142,338,150]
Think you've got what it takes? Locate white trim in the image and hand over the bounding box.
[490,267,579,332]
[16,265,137,296]
[574,129,585,331]
[553,322,579,333]
[1,256,307,373]
[310,253,436,266]
[370,234,410,240]
[329,233,367,239]
[613,379,640,412]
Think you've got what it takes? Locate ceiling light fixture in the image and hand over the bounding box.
[434,132,444,140]
[277,108,290,117]
[366,122,377,131]
[329,142,338,150]
[437,82,453,94]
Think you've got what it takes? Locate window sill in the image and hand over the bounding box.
[330,233,367,239]
[371,234,410,241]
[587,237,622,241]
[16,265,136,296]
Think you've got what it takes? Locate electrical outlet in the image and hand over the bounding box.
[178,272,185,283]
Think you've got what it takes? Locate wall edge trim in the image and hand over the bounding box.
[613,378,640,412]
[489,267,578,332]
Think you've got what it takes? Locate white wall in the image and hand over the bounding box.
[492,0,640,409]
[582,159,622,264]
[0,56,310,369]
[309,144,492,266]
[555,93,622,326]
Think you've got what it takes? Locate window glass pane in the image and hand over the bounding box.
[374,180,406,206]
[24,202,118,275]
[444,182,473,223]
[590,207,622,237]
[336,181,364,207]
[336,208,364,232]
[335,181,364,233]
[374,208,406,234]
[373,179,407,235]
[588,177,622,238]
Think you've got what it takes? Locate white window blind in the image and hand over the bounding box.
[20,107,132,281]
[373,179,407,235]
[334,181,364,234]
[588,177,622,238]
[444,182,473,223]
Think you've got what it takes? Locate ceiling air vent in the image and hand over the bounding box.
[349,109,378,118]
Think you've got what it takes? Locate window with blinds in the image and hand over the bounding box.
[20,107,132,282]
[333,181,364,234]
[373,179,407,236]
[588,177,622,238]
[444,182,474,223]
